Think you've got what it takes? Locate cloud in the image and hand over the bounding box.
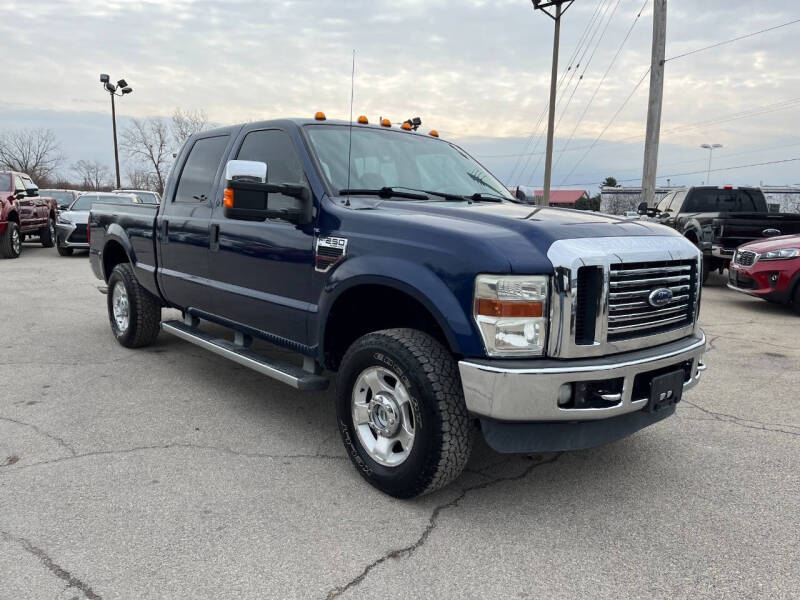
[2,0,800,189]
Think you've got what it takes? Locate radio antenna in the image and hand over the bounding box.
[345,49,356,207]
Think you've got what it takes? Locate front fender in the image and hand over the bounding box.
[317,255,482,357]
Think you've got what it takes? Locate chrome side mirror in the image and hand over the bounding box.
[225,160,267,184]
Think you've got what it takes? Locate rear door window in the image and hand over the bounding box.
[0,173,10,191]
[174,135,230,203]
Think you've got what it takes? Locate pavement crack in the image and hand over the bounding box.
[0,529,102,599]
[2,442,347,472]
[324,453,563,600]
[0,416,77,457]
[681,401,800,437]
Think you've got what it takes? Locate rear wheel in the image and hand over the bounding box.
[39,219,55,248]
[0,222,21,258]
[337,328,472,498]
[107,263,162,348]
[57,245,74,257]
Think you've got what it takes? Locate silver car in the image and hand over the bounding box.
[56,192,139,256]
[112,189,161,204]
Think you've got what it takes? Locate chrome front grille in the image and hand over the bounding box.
[734,249,756,267]
[607,261,697,342]
[547,236,701,359]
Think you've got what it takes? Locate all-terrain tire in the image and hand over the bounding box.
[0,222,21,258]
[57,245,74,257]
[107,263,162,348]
[337,328,472,498]
[40,218,55,248]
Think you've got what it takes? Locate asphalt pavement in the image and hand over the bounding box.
[1,244,798,599]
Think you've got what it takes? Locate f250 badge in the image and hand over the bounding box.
[315,236,348,272]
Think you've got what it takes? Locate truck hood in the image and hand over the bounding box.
[740,233,800,252]
[370,200,681,271]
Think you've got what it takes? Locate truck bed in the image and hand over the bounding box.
[713,211,800,250]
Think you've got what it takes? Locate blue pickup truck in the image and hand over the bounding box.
[89,116,707,498]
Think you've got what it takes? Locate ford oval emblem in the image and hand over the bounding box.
[648,288,673,308]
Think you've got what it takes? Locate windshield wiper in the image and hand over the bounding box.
[339,187,429,200]
[468,192,506,203]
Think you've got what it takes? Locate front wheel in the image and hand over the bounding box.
[40,219,55,248]
[790,284,800,316]
[0,222,21,258]
[107,263,162,348]
[57,245,73,257]
[337,328,472,498]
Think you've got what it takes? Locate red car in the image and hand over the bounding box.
[0,170,59,258]
[728,234,800,313]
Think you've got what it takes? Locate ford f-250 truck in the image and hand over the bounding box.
[638,186,800,282]
[1,171,59,258]
[89,116,707,498]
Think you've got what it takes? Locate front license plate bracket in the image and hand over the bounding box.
[647,369,684,413]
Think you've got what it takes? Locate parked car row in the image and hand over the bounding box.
[1,170,160,259]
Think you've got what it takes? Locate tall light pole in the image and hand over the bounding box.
[100,74,133,189]
[532,0,574,207]
[700,143,723,185]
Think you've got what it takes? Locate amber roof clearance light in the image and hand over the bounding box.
[428,130,439,137]
[357,115,369,124]
[314,111,327,121]
[380,118,391,127]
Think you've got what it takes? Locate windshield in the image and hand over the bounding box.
[305,125,513,200]
[42,190,74,205]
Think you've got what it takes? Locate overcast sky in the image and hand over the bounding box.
[2,0,800,190]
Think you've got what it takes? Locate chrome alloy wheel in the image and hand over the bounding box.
[111,282,130,333]
[11,227,20,255]
[352,366,416,467]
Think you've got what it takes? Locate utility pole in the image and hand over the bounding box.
[641,0,667,207]
[532,0,573,207]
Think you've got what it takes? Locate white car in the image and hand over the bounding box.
[112,189,161,204]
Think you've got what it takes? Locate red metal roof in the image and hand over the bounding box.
[534,190,588,204]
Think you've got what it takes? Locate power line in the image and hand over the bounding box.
[556,156,800,188]
[524,0,624,184]
[552,0,649,171]
[559,66,651,184]
[507,0,608,183]
[482,94,800,162]
[666,18,800,62]
[510,0,612,183]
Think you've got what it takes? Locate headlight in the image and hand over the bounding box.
[758,248,799,261]
[473,275,549,357]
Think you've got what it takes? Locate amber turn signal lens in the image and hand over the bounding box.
[315,111,326,121]
[380,118,391,127]
[223,188,234,208]
[357,115,368,124]
[476,298,543,318]
[401,122,412,130]
[429,130,439,137]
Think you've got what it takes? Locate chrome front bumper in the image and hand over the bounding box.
[458,331,706,422]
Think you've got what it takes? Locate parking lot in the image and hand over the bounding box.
[1,245,798,600]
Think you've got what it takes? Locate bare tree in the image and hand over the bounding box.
[121,118,171,194]
[171,108,212,148]
[0,128,64,182]
[125,167,158,190]
[72,160,112,190]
